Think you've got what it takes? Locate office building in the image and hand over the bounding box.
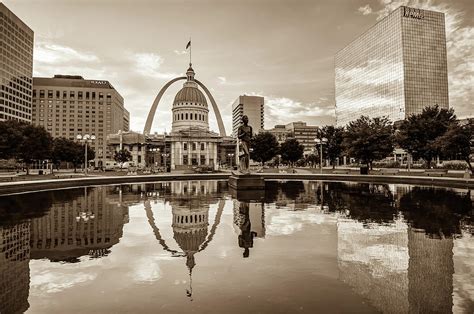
[335,6,449,126]
[32,75,129,167]
[268,121,319,155]
[0,3,34,122]
[232,95,264,136]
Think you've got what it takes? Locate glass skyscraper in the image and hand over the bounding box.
[335,6,449,126]
[0,3,34,122]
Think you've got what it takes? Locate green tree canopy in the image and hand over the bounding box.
[434,120,473,171]
[343,116,394,169]
[280,138,304,166]
[0,120,27,159]
[316,126,345,169]
[114,149,132,168]
[16,124,53,174]
[396,106,457,168]
[250,132,279,165]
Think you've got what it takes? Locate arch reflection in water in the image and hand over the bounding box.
[144,180,225,300]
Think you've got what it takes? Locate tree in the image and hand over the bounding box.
[114,149,132,169]
[72,144,95,172]
[435,120,473,171]
[0,120,27,160]
[316,126,345,169]
[52,137,76,170]
[343,116,394,169]
[396,106,457,168]
[16,124,53,174]
[305,153,318,168]
[250,132,279,166]
[280,138,304,166]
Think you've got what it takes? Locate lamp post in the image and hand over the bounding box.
[149,147,159,171]
[227,153,234,169]
[314,137,328,174]
[76,134,96,175]
[162,152,170,172]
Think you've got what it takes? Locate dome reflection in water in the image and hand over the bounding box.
[0,180,472,313]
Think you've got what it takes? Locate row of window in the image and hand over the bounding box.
[33,89,111,100]
[174,112,206,122]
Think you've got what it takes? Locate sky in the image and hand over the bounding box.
[5,0,474,134]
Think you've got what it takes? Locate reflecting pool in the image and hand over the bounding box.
[0,180,473,313]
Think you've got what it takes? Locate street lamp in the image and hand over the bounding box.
[161,152,170,172]
[76,134,96,175]
[227,153,234,169]
[149,147,159,170]
[314,137,328,174]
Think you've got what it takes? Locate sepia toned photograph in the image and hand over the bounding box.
[0,0,473,313]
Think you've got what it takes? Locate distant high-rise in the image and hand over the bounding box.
[232,95,264,137]
[335,6,449,126]
[0,3,34,122]
[32,75,129,166]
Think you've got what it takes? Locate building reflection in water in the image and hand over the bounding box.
[143,180,225,300]
[30,186,129,262]
[318,182,473,313]
[0,180,472,312]
[0,222,30,314]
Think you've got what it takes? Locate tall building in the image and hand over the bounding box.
[0,3,34,122]
[232,95,264,137]
[32,75,129,166]
[335,6,449,126]
[268,121,319,155]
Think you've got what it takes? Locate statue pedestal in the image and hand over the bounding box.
[228,172,265,191]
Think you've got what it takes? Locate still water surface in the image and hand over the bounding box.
[0,180,473,313]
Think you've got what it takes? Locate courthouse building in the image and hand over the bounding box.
[108,64,236,170]
[335,6,449,126]
[0,3,34,122]
[32,75,129,166]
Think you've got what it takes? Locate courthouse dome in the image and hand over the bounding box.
[171,64,210,133]
[173,86,207,105]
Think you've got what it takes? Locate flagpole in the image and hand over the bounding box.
[189,38,192,66]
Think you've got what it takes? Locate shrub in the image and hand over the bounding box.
[438,160,469,170]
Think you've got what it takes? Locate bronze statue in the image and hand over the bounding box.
[237,115,252,173]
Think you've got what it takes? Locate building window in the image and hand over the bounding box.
[192,143,196,151]
[183,143,187,151]
[201,143,205,150]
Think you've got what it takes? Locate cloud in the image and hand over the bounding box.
[358,4,373,15]
[359,0,474,117]
[33,40,107,79]
[174,49,187,56]
[132,52,180,80]
[34,42,99,64]
[217,76,227,84]
[262,95,334,127]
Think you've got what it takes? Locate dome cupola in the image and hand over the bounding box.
[171,64,209,132]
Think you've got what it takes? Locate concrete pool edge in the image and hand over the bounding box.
[0,173,472,196]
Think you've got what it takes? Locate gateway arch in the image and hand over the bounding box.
[143,76,226,136]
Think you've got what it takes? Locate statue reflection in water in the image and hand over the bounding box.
[231,189,265,259]
[237,202,257,258]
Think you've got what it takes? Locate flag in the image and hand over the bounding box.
[186,40,191,49]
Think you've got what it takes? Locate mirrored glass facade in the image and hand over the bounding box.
[0,4,33,122]
[335,6,449,126]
